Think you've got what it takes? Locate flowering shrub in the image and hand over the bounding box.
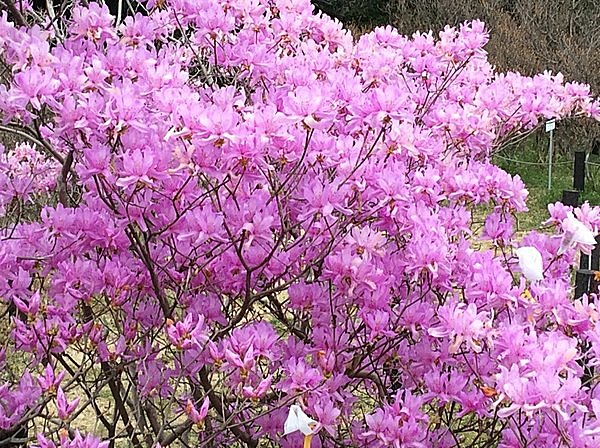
[1,1,600,447]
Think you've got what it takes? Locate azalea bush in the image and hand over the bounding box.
[1,1,600,447]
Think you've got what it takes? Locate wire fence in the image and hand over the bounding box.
[493,153,573,166]
[492,150,600,193]
[494,151,600,168]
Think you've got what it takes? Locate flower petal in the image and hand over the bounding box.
[284,405,301,435]
[284,405,319,436]
[516,246,544,282]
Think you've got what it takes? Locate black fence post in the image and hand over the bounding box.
[561,188,589,298]
[561,190,580,207]
[572,147,596,386]
[577,253,591,299]
[591,236,600,294]
[574,151,586,191]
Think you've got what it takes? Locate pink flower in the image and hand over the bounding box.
[165,314,208,351]
[311,399,340,437]
[242,375,272,400]
[279,359,323,393]
[115,149,161,188]
[37,364,65,395]
[558,211,597,255]
[184,396,209,427]
[56,387,79,420]
[428,300,492,354]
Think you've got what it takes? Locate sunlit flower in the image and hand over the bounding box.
[515,246,544,282]
[284,405,320,448]
[559,211,597,254]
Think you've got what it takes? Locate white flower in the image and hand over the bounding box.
[284,405,319,436]
[558,212,597,255]
[516,246,544,282]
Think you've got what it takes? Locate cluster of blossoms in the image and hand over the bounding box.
[0,141,60,213]
[0,0,600,446]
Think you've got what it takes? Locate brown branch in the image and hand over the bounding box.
[1,0,26,27]
[198,368,258,448]
[0,124,65,165]
[160,420,192,446]
[125,224,171,318]
[57,149,73,207]
[80,303,142,448]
